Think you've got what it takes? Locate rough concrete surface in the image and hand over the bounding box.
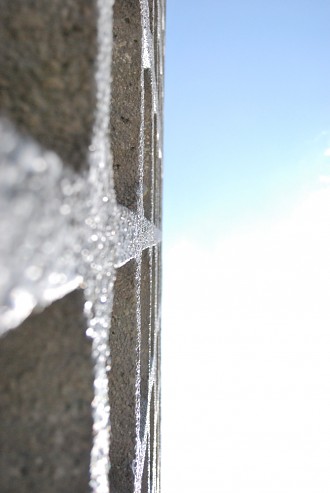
[109,259,137,493]
[0,0,97,172]
[0,290,93,493]
[0,0,164,491]
[111,0,142,211]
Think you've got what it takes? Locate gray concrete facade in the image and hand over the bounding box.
[0,1,164,492]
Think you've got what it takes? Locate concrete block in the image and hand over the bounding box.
[0,290,93,493]
[0,0,164,492]
[0,0,97,172]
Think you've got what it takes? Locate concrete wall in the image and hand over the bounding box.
[0,1,164,492]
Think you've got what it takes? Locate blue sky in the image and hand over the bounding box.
[164,0,330,241]
[162,2,330,492]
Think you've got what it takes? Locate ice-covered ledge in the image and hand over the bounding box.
[0,1,164,492]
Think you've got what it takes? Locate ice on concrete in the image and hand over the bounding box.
[0,115,160,493]
[0,119,83,334]
[0,0,164,491]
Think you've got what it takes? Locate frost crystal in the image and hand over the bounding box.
[0,119,83,333]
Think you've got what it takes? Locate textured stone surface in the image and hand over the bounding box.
[0,0,97,172]
[111,0,142,211]
[0,290,93,493]
[109,260,137,493]
[0,0,164,492]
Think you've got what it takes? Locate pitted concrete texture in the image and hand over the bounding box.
[109,259,137,493]
[0,290,94,493]
[0,0,97,172]
[111,0,143,212]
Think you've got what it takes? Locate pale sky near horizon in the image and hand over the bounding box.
[162,1,330,492]
[164,0,330,240]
